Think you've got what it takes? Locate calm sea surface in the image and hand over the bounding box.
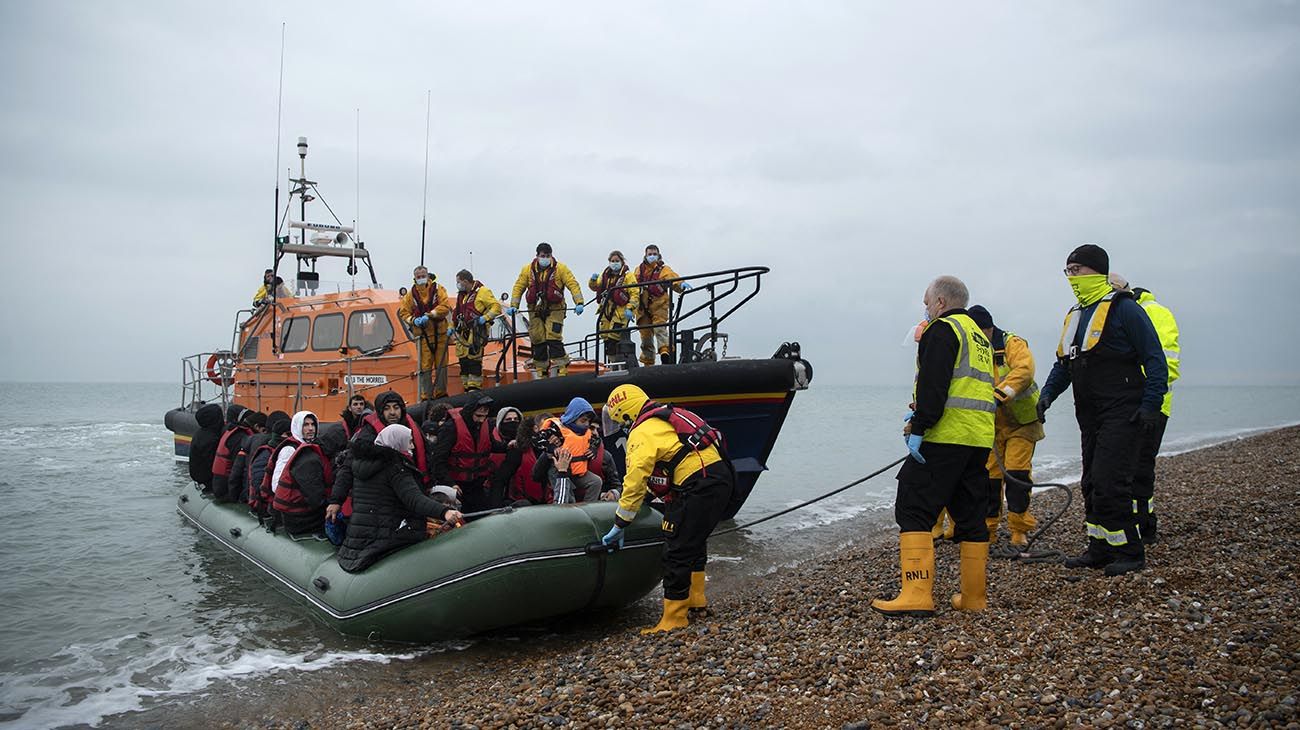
[1,382,1296,728]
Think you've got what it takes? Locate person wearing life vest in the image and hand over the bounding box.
[398,265,452,400]
[340,394,369,439]
[588,250,641,365]
[1104,273,1182,546]
[451,269,502,392]
[1038,245,1168,577]
[489,408,547,505]
[271,411,329,535]
[873,276,996,618]
[601,384,734,634]
[507,242,585,378]
[965,305,1045,549]
[230,410,283,507]
[328,390,429,523]
[213,410,266,502]
[538,398,605,502]
[634,244,692,367]
[245,412,291,516]
[431,394,497,513]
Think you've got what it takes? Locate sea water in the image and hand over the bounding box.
[0,382,1295,728]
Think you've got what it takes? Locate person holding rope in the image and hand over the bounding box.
[399,265,451,400]
[873,275,996,618]
[508,242,585,378]
[601,384,735,634]
[589,250,640,365]
[967,305,1045,549]
[451,269,501,392]
[634,244,691,367]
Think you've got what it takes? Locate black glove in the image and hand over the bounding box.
[1035,397,1051,424]
[1130,407,1161,433]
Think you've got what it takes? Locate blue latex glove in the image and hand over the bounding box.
[574,303,585,316]
[903,410,914,422]
[413,315,429,327]
[602,525,625,548]
[506,306,518,316]
[680,282,693,291]
[590,273,599,281]
[906,433,926,464]
[624,308,635,321]
[476,315,487,325]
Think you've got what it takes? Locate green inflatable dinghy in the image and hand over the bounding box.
[177,482,666,642]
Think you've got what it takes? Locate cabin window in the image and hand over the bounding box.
[281,316,310,352]
[241,334,259,360]
[312,313,345,352]
[347,309,394,355]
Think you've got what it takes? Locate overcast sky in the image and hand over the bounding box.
[1,1,1297,386]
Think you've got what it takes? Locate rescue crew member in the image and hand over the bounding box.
[588,250,640,365]
[873,275,995,617]
[450,269,502,391]
[507,242,585,377]
[634,244,692,367]
[252,269,292,307]
[1038,245,1168,576]
[340,394,369,439]
[431,394,497,513]
[601,384,734,634]
[1129,283,1179,544]
[398,265,452,400]
[967,305,1045,548]
[327,391,429,522]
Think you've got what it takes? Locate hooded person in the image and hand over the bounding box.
[431,393,497,513]
[539,397,605,502]
[187,403,226,491]
[228,410,276,506]
[271,411,335,535]
[248,412,292,516]
[329,390,431,522]
[212,408,260,502]
[489,408,548,505]
[335,424,465,573]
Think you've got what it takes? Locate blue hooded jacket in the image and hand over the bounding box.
[561,397,595,434]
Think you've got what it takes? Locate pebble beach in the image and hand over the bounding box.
[257,425,1300,729]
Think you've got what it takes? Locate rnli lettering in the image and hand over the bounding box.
[905,569,931,581]
[661,519,676,535]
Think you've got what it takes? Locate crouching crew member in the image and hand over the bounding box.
[399,265,452,400]
[601,384,734,634]
[1038,245,1167,576]
[432,394,497,513]
[336,424,464,573]
[967,305,1044,547]
[451,269,501,391]
[508,242,585,377]
[589,250,640,364]
[874,275,995,617]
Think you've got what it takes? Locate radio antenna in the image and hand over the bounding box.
[271,22,286,355]
[419,89,431,266]
[352,107,360,291]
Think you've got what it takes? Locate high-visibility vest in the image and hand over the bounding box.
[994,330,1041,426]
[918,313,996,448]
[1136,291,1180,417]
[1056,291,1123,360]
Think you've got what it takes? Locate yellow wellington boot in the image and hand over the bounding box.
[986,516,1001,545]
[950,541,989,611]
[641,598,690,634]
[931,513,945,540]
[1007,510,1037,547]
[686,571,708,609]
[871,532,936,617]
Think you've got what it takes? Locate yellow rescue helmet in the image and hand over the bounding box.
[605,384,649,428]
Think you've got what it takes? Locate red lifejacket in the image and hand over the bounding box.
[595,269,631,308]
[363,412,429,483]
[272,443,334,514]
[525,260,565,307]
[212,426,252,478]
[410,283,443,316]
[453,282,486,328]
[637,261,668,299]
[631,403,726,500]
[447,408,493,484]
[490,444,548,504]
[256,437,301,512]
[245,442,278,512]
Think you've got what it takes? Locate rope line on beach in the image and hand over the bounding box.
[989,444,1071,563]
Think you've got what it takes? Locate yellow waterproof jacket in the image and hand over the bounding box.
[588,268,640,331]
[510,260,584,311]
[615,417,723,524]
[635,261,683,319]
[399,281,451,336]
[252,283,292,305]
[994,334,1036,405]
[453,282,502,328]
[1137,291,1180,416]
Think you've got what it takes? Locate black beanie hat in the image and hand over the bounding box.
[967,305,994,330]
[536,242,553,255]
[1067,244,1109,275]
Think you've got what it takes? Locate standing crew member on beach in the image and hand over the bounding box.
[589,250,640,365]
[1037,245,1167,576]
[399,265,452,400]
[451,269,501,392]
[508,242,585,377]
[635,244,691,367]
[873,275,995,617]
[601,384,734,633]
[967,305,1045,548]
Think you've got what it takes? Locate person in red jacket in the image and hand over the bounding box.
[431,394,497,513]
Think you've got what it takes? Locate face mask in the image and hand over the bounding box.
[569,422,588,435]
[416,277,428,286]
[499,420,519,439]
[1067,274,1111,306]
[645,254,659,264]
[608,261,622,272]
[457,281,469,292]
[537,257,552,268]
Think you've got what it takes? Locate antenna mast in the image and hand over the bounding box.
[419,90,431,267]
[271,22,286,356]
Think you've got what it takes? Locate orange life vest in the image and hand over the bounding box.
[542,417,601,478]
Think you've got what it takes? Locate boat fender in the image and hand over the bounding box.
[313,576,330,592]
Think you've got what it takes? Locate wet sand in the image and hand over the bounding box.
[230,426,1299,729]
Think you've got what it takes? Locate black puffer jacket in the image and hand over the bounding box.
[336,438,452,573]
[187,403,225,489]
